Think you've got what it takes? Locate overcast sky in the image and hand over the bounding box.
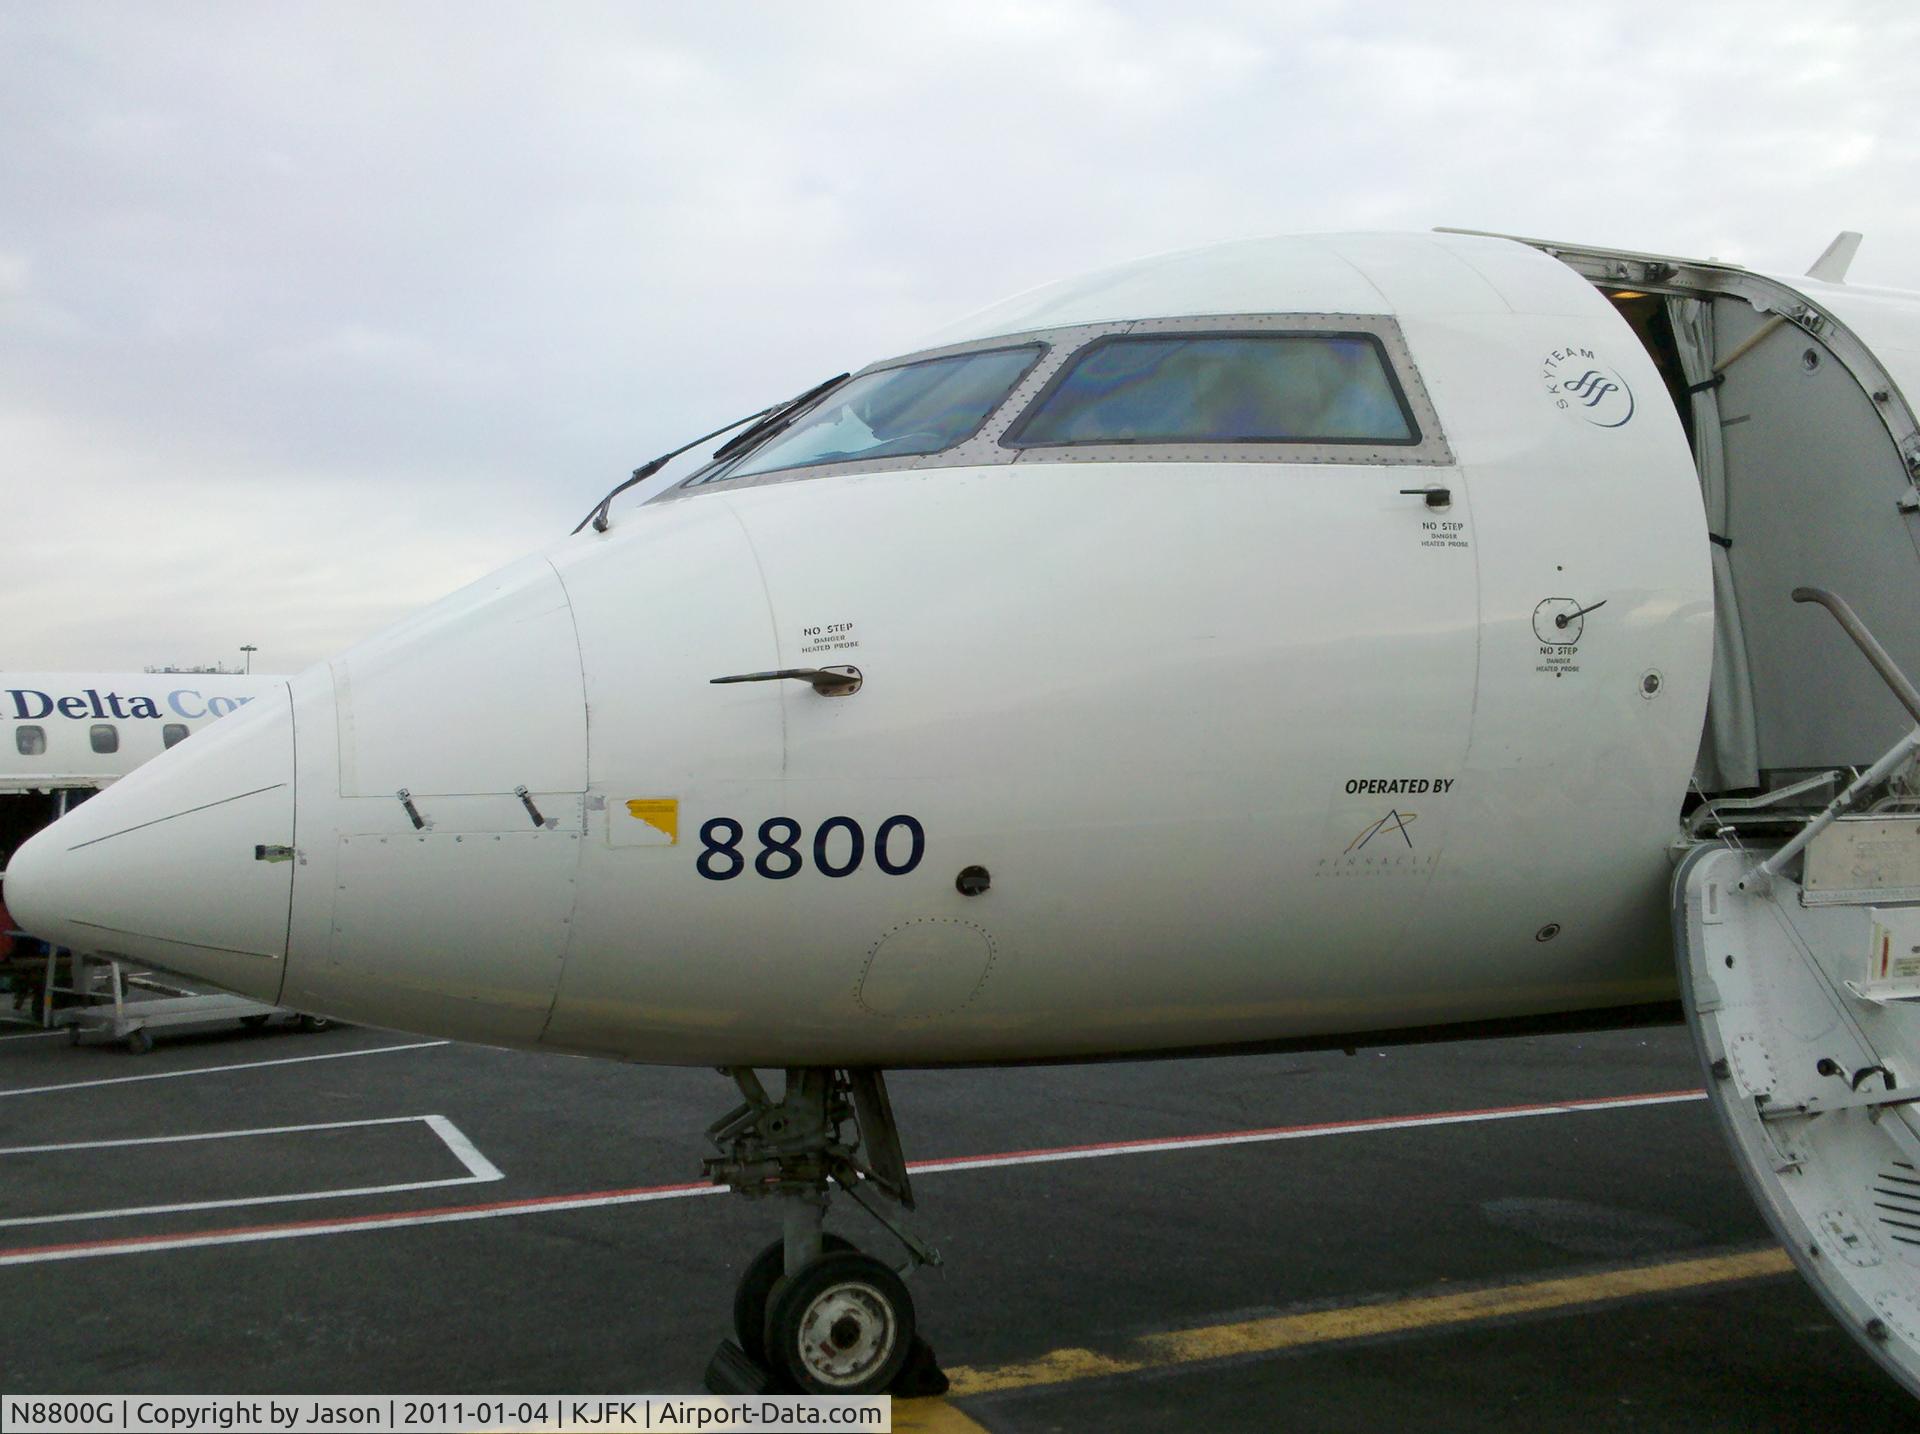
[5,1,1917,673]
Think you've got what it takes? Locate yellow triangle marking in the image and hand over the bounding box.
[624,798,679,844]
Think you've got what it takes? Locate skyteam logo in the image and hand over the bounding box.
[1541,346,1636,428]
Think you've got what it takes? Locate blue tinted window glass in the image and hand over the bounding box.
[725,346,1043,478]
[1007,334,1416,447]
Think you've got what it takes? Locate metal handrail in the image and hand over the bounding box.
[1743,588,1920,889]
[1792,587,1920,725]
[1686,769,1841,839]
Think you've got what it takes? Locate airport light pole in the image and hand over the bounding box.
[240,644,257,674]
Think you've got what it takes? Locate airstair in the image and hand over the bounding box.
[1676,588,1920,1398]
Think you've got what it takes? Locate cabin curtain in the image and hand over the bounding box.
[1669,295,1760,791]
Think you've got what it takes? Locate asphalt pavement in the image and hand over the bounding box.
[0,1011,1911,1431]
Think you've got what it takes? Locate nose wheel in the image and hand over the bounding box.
[702,1068,948,1397]
[764,1250,916,1393]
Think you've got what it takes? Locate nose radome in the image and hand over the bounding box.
[4,684,297,1003]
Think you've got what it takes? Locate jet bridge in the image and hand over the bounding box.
[1675,589,1920,1398]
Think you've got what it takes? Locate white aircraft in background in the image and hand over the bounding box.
[0,674,276,796]
[10,228,1920,1400]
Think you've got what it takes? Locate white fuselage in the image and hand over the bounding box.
[11,229,1856,1068]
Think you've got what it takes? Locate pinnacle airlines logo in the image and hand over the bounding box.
[1315,805,1436,879]
[1345,809,1417,852]
[1542,346,1635,428]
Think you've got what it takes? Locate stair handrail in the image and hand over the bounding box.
[1742,587,1920,890]
[1792,586,1920,724]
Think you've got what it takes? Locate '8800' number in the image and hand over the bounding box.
[696,814,925,881]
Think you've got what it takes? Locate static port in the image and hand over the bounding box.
[956,865,991,896]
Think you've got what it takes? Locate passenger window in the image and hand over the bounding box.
[1005,333,1418,448]
[90,724,119,755]
[162,723,190,749]
[15,725,45,757]
[722,345,1045,479]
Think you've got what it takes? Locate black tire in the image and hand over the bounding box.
[733,1232,854,1368]
[296,1014,331,1033]
[763,1250,915,1395]
[125,1029,153,1054]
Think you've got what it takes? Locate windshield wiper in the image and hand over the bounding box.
[706,372,849,466]
[572,372,850,535]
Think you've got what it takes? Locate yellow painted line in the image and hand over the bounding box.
[893,1398,994,1433]
[945,1246,1794,1397]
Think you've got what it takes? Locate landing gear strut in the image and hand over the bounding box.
[702,1068,948,1396]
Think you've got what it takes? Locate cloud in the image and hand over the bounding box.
[1,0,1917,670]
[2,404,537,672]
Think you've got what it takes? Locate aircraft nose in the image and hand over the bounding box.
[3,684,297,1004]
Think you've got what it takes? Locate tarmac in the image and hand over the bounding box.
[1,1005,1913,1432]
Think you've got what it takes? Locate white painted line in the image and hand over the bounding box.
[0,1114,501,1229]
[0,1040,449,1097]
[425,1113,503,1183]
[0,1172,489,1231]
[0,1113,439,1156]
[0,1087,1708,1267]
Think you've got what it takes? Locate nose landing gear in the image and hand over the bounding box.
[701,1067,949,1397]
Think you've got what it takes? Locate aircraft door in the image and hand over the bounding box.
[1674,594,1920,1398]
[1677,840,1920,1398]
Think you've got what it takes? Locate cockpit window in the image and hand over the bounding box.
[1004,333,1418,448]
[721,345,1045,479]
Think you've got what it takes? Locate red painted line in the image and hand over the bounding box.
[0,1087,1707,1266]
[907,1088,1706,1169]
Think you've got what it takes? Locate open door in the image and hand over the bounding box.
[1674,589,1920,1398]
[1447,228,1920,796]
[1676,813,1920,1396]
